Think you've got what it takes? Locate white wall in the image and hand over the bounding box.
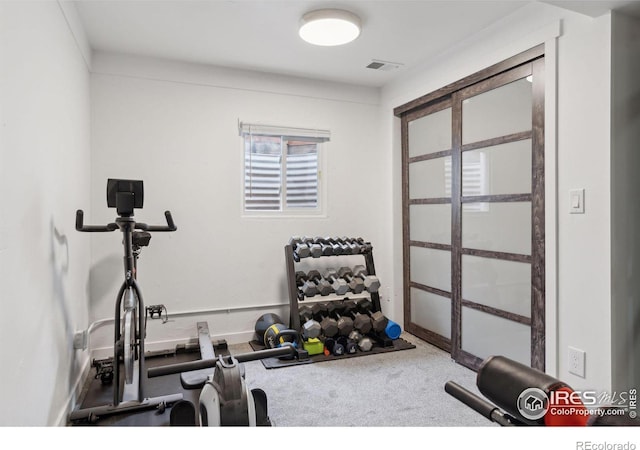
[1,0,630,426]
[87,52,390,355]
[0,1,92,426]
[611,10,640,393]
[555,8,612,394]
[381,2,616,392]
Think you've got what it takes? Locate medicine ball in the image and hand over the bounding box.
[254,313,284,345]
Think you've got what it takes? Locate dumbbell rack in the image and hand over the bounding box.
[284,238,383,337]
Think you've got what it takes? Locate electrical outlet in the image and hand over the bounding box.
[73,330,87,350]
[568,346,586,377]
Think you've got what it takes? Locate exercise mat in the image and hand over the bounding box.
[249,336,416,369]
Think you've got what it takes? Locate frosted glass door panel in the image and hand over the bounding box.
[409,204,451,245]
[463,140,532,196]
[461,307,531,366]
[410,247,451,292]
[462,78,532,144]
[409,157,451,199]
[410,288,451,338]
[408,108,452,157]
[462,255,531,317]
[462,202,531,255]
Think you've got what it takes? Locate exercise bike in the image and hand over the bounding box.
[69,179,183,423]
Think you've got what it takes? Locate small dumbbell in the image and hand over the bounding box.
[353,265,381,293]
[301,236,322,258]
[323,337,345,356]
[338,267,365,294]
[321,237,342,255]
[348,330,363,342]
[355,298,388,333]
[314,236,335,256]
[298,304,322,339]
[328,237,350,254]
[311,303,339,338]
[353,237,371,253]
[347,330,373,352]
[308,270,333,296]
[289,236,311,259]
[326,301,353,337]
[312,236,334,256]
[296,271,318,298]
[336,237,358,254]
[346,237,365,254]
[343,299,372,334]
[323,269,349,296]
[358,336,374,352]
[337,336,358,354]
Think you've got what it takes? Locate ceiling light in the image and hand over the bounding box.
[299,9,361,46]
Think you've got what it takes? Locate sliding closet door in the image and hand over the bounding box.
[452,61,545,370]
[403,99,454,351]
[400,48,545,371]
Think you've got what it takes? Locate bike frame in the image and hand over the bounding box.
[113,216,146,404]
[68,179,181,424]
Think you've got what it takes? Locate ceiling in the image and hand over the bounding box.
[73,0,640,87]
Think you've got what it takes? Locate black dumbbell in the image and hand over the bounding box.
[337,266,365,294]
[323,337,345,356]
[353,265,381,293]
[296,271,318,298]
[308,270,333,296]
[336,336,358,354]
[342,299,372,334]
[355,298,388,333]
[326,301,353,337]
[311,303,339,338]
[323,269,349,296]
[289,236,311,259]
[298,304,322,339]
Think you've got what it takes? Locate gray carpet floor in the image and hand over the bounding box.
[237,332,495,427]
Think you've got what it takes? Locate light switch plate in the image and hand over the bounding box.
[569,188,585,214]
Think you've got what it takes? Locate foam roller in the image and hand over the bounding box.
[384,319,401,340]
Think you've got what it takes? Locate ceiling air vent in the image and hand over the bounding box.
[366,59,403,71]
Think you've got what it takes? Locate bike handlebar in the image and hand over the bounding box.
[75,210,118,232]
[136,211,177,232]
[75,209,177,232]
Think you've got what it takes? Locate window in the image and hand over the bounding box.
[240,122,329,213]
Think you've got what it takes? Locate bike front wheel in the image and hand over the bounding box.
[123,307,137,384]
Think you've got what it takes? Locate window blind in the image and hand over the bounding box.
[241,122,329,212]
[239,121,331,142]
